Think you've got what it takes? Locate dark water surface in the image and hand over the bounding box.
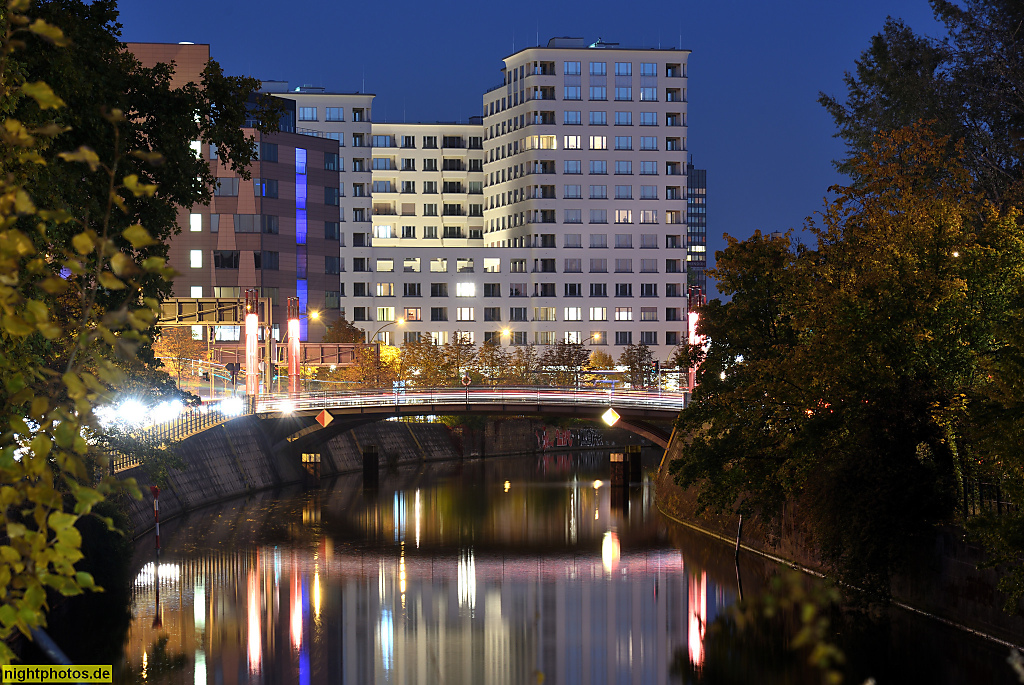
[104,452,1017,684]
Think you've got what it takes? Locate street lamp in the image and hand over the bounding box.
[369,319,404,389]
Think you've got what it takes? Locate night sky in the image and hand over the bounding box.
[117,0,943,297]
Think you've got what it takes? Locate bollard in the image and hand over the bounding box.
[626,444,642,484]
[610,452,626,488]
[150,485,161,557]
[363,445,379,486]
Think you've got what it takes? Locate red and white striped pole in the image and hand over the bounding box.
[150,485,161,557]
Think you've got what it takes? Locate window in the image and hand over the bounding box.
[641,185,658,200]
[376,282,395,297]
[189,286,202,298]
[564,86,581,100]
[214,177,239,196]
[483,307,501,322]
[640,210,658,224]
[564,160,581,174]
[590,307,607,321]
[666,258,682,273]
[666,331,680,346]
[615,307,633,321]
[189,250,202,268]
[564,209,582,224]
[484,283,501,297]
[564,61,581,75]
[589,135,607,150]
[325,256,341,274]
[401,225,416,239]
[640,233,659,248]
[614,136,632,150]
[640,136,658,151]
[430,283,448,297]
[589,86,607,101]
[590,233,608,248]
[614,87,632,101]
[254,250,279,270]
[511,259,527,273]
[614,111,632,126]
[254,178,278,198]
[511,331,527,345]
[589,160,607,175]
[430,307,448,321]
[510,307,528,321]
[324,152,340,171]
[484,258,500,273]
[258,142,278,162]
[325,187,340,206]
[353,283,369,297]
[565,282,583,297]
[590,185,607,199]
[641,259,658,273]
[590,209,607,224]
[189,213,201,232]
[325,107,344,121]
[430,331,448,345]
[564,307,583,321]
[423,226,438,239]
[423,158,438,172]
[615,283,633,297]
[210,214,219,232]
[589,111,607,125]
[615,160,632,175]
[640,331,657,345]
[640,112,657,126]
[640,87,658,101]
[641,284,658,297]
[535,331,556,345]
[423,203,438,217]
[590,259,608,274]
[564,135,581,149]
[589,62,607,75]
[615,62,632,76]
[639,161,658,176]
[534,307,557,321]
[373,225,393,239]
[234,214,259,233]
[214,326,240,342]
[376,258,395,272]
[564,184,582,198]
[457,258,474,272]
[564,110,581,125]
[213,250,239,269]
[404,307,422,322]
[298,107,317,121]
[456,307,475,321]
[615,210,633,224]
[404,283,422,297]
[666,307,681,321]
[456,282,476,297]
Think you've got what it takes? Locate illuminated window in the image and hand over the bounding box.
[456,282,476,297]
[377,307,395,322]
[190,286,202,298]
[615,307,633,321]
[376,283,395,297]
[189,213,201,232]
[456,307,475,321]
[590,307,607,321]
[564,135,581,149]
[564,307,583,321]
[190,250,202,268]
[430,258,448,272]
[298,107,317,121]
[404,307,422,321]
[589,136,607,150]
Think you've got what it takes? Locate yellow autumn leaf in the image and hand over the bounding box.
[122,224,155,248]
[27,19,69,46]
[57,146,100,172]
[20,82,64,110]
[122,174,157,198]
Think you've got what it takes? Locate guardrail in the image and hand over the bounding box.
[254,386,689,414]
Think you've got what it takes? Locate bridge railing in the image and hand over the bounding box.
[254,386,689,414]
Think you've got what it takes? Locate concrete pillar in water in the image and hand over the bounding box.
[626,444,642,484]
[610,452,626,488]
[363,445,379,486]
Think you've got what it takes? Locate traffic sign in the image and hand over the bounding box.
[315,410,333,428]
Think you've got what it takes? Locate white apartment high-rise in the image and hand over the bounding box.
[147,38,693,361]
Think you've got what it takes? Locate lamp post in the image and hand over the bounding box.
[369,319,404,389]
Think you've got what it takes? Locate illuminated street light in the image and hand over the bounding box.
[602,407,620,426]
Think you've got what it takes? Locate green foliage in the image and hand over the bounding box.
[672,124,1024,597]
[819,0,1024,205]
[320,315,363,343]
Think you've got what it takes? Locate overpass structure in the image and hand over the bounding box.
[255,386,686,453]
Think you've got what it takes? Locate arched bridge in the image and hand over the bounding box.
[255,387,688,453]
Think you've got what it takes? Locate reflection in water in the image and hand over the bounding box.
[122,453,726,684]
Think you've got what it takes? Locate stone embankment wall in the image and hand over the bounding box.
[655,437,1024,646]
[477,418,646,457]
[121,417,459,535]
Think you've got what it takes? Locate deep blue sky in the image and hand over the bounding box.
[118,0,944,297]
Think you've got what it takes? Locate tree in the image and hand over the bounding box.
[584,348,617,387]
[321,315,363,343]
[671,124,1024,596]
[401,339,448,387]
[151,327,206,388]
[505,345,539,385]
[8,0,280,354]
[477,339,510,385]
[819,0,1024,205]
[539,341,591,387]
[618,343,655,388]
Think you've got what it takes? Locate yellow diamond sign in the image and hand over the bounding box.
[602,407,620,426]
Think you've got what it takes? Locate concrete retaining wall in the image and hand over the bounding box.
[655,436,1024,646]
[121,417,459,536]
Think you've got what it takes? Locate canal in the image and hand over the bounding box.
[56,451,1021,683]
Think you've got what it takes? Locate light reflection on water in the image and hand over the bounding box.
[122,453,724,684]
